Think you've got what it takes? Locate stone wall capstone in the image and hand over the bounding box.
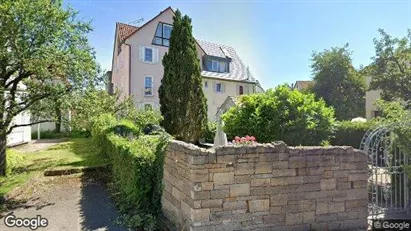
[162,140,368,231]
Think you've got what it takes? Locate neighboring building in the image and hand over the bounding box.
[217,96,238,118]
[5,86,31,146]
[365,76,383,119]
[291,80,314,91]
[8,111,31,146]
[110,7,260,121]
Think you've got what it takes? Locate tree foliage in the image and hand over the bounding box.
[369,29,411,106]
[0,0,97,175]
[159,10,207,143]
[310,44,366,120]
[222,85,335,146]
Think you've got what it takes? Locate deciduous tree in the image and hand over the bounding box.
[369,29,411,106]
[310,44,366,120]
[0,0,97,175]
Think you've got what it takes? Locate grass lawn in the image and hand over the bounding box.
[0,138,106,200]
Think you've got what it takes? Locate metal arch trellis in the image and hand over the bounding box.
[360,122,411,219]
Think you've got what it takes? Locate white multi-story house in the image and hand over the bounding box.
[110,7,262,121]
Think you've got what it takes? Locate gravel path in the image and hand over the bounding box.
[0,175,127,231]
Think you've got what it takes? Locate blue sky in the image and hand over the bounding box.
[66,0,411,89]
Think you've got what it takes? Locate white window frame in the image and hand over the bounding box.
[216,82,222,93]
[144,76,154,96]
[211,60,219,72]
[144,47,154,62]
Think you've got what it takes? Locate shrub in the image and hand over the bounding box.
[31,130,90,140]
[90,111,169,230]
[128,109,163,129]
[90,114,118,156]
[106,134,169,230]
[222,85,335,146]
[203,122,216,143]
[330,121,374,148]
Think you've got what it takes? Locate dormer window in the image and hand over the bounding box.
[152,22,172,47]
[207,59,228,73]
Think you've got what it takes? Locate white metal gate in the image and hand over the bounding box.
[360,124,410,219]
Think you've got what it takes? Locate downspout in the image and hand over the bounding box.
[123,42,132,96]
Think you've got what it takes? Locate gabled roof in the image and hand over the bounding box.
[293,80,314,90]
[116,22,138,44]
[121,6,174,43]
[197,40,256,83]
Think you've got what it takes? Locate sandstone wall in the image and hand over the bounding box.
[162,140,368,231]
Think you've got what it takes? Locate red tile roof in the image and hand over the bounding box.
[116,22,138,44]
[294,80,314,90]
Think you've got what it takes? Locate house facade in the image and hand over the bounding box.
[110,7,260,121]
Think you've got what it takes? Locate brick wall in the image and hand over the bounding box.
[162,140,368,231]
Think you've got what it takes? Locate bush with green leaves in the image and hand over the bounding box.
[203,122,217,143]
[31,130,90,140]
[91,112,169,230]
[330,121,375,148]
[222,85,335,146]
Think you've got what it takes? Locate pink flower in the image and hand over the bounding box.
[250,136,256,141]
[235,136,240,142]
[245,135,250,141]
[240,137,246,142]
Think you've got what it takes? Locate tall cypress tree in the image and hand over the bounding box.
[159,10,207,143]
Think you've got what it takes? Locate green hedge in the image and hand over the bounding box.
[91,113,169,230]
[330,121,374,148]
[31,130,90,140]
[203,121,216,143]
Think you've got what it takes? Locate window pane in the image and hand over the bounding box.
[216,83,222,92]
[212,60,219,72]
[163,39,169,47]
[144,48,153,62]
[153,37,162,45]
[163,24,172,39]
[239,85,244,95]
[219,62,226,72]
[204,81,208,88]
[155,23,162,37]
[207,60,212,71]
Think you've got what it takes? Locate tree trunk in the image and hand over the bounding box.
[0,133,7,176]
[55,103,62,133]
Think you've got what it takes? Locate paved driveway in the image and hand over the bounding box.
[0,174,127,231]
